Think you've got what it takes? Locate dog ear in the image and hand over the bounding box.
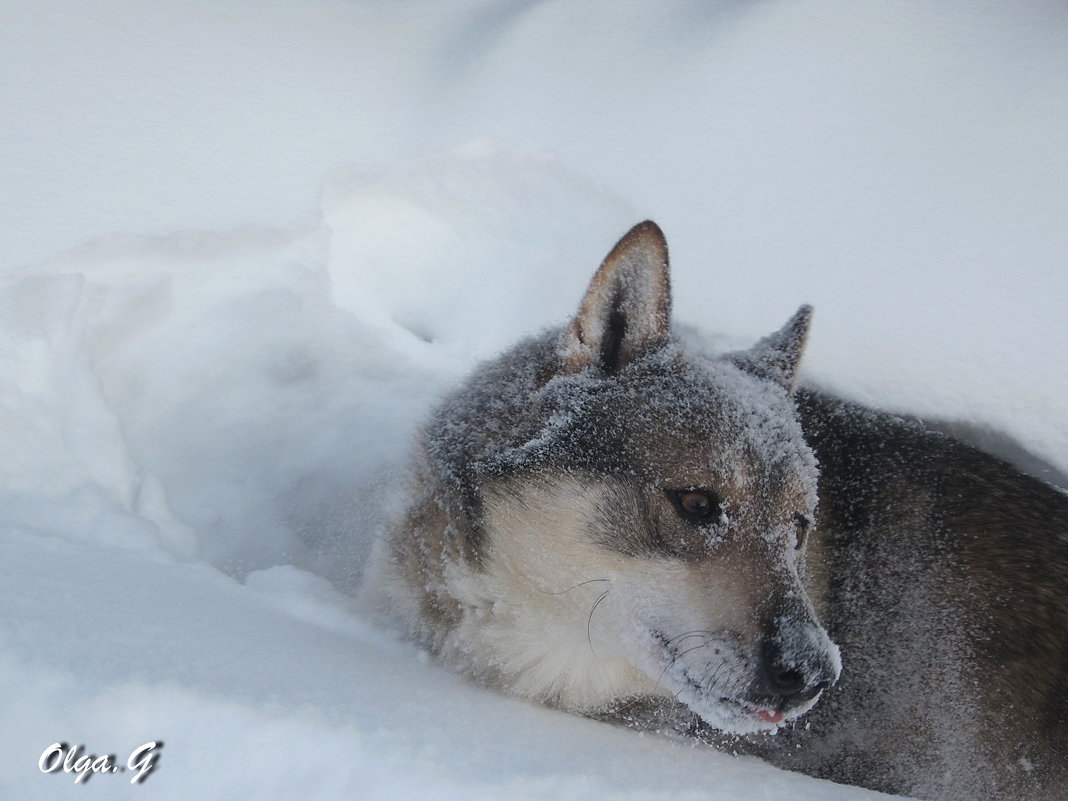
[732,305,813,393]
[560,221,671,374]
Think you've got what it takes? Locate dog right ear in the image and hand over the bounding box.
[731,305,813,393]
[559,221,672,374]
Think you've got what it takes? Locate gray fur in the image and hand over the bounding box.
[362,221,1068,801]
[752,389,1068,801]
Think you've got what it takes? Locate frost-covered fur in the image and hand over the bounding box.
[363,221,840,737]
[752,389,1068,801]
[361,221,1068,801]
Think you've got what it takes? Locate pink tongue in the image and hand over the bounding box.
[755,708,784,724]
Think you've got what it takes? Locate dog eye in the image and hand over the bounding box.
[793,513,811,550]
[667,489,721,524]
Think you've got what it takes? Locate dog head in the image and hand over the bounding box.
[477,222,840,733]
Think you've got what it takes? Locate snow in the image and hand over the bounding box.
[2,0,1066,798]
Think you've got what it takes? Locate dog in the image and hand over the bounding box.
[362,222,1068,800]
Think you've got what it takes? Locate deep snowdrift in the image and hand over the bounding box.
[2,1,1066,799]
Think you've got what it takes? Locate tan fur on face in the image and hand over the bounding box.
[444,476,668,709]
[421,474,835,732]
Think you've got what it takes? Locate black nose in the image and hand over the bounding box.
[767,663,807,697]
[759,639,833,705]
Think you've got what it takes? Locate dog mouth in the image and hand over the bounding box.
[727,697,795,725]
[684,685,800,732]
[712,694,790,726]
[648,629,819,732]
[747,704,786,725]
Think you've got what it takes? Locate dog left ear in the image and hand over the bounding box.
[732,305,813,393]
[560,221,672,374]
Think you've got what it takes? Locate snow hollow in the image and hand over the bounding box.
[2,1,1066,799]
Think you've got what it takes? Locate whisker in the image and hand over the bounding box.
[656,640,714,690]
[674,641,711,663]
[655,661,672,691]
[702,657,726,691]
[587,589,611,657]
[653,633,731,697]
[706,659,729,693]
[655,638,702,689]
[534,578,610,596]
[665,630,709,648]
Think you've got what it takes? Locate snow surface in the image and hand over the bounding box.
[2,1,1066,798]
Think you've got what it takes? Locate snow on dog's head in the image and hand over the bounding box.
[368,221,840,735]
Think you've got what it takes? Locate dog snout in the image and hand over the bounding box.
[757,632,839,709]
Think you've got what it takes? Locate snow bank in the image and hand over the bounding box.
[3,148,904,800]
[0,531,900,800]
[2,0,1066,798]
